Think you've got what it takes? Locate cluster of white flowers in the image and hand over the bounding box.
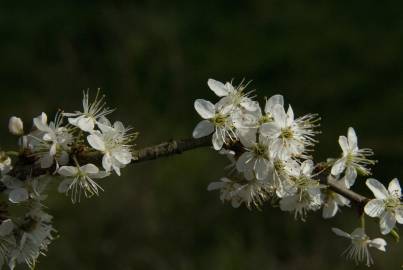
[194,78,401,267]
[0,90,137,269]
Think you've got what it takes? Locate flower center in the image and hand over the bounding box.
[253,143,267,157]
[212,114,227,127]
[281,127,293,139]
[385,197,400,211]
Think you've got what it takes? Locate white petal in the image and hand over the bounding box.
[237,128,257,148]
[207,79,229,97]
[338,136,350,154]
[369,238,387,252]
[89,171,110,179]
[331,227,351,239]
[212,130,224,150]
[207,182,225,191]
[323,201,338,219]
[331,158,346,176]
[236,152,253,173]
[58,178,73,193]
[9,188,29,203]
[364,199,385,218]
[286,105,294,125]
[102,154,112,172]
[347,127,358,150]
[260,122,281,138]
[58,166,78,177]
[380,211,396,235]
[113,149,132,165]
[254,159,269,180]
[194,99,215,119]
[395,208,403,224]
[80,164,99,174]
[344,167,357,188]
[265,94,284,114]
[87,134,106,151]
[366,178,389,200]
[272,104,287,127]
[240,99,259,111]
[192,120,214,138]
[388,178,401,198]
[77,117,95,132]
[301,160,314,176]
[33,112,48,131]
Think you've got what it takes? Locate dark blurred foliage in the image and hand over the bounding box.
[0,1,402,269]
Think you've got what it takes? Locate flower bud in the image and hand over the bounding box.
[8,116,24,136]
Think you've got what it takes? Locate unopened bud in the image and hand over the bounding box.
[8,116,24,136]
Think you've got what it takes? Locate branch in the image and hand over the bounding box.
[6,135,369,206]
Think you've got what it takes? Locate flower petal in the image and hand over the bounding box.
[366,178,389,200]
[194,99,215,119]
[207,181,225,191]
[364,199,385,218]
[212,130,224,150]
[254,158,269,180]
[338,136,350,154]
[323,200,338,219]
[77,117,95,132]
[192,120,214,138]
[380,211,396,235]
[331,227,351,239]
[87,134,106,151]
[80,164,99,174]
[347,127,358,150]
[369,238,387,252]
[388,178,401,198]
[207,79,229,97]
[272,104,287,127]
[9,188,29,203]
[331,158,346,176]
[58,166,78,177]
[265,94,284,114]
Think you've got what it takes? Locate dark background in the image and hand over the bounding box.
[1,1,402,269]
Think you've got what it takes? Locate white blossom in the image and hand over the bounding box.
[279,160,323,221]
[331,127,375,182]
[87,119,135,175]
[364,178,402,235]
[332,227,386,266]
[9,204,56,270]
[1,176,29,204]
[207,177,272,209]
[192,99,236,150]
[64,90,114,132]
[207,78,259,112]
[236,131,273,180]
[58,164,109,203]
[8,116,24,136]
[31,112,72,168]
[260,104,318,159]
[322,175,350,219]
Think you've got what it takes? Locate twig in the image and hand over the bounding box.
[5,136,369,206]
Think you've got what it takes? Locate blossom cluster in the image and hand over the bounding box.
[0,91,137,269]
[193,78,401,267]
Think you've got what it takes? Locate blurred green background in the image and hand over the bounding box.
[1,1,403,269]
